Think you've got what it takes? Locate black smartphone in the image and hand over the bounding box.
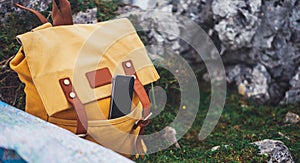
[109,75,134,119]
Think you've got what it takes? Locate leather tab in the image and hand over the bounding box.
[85,68,112,88]
[136,122,147,156]
[122,60,136,76]
[52,0,73,26]
[134,80,151,116]
[122,60,151,118]
[59,78,88,134]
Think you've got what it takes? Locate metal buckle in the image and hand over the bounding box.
[131,75,137,79]
[135,112,152,125]
[133,112,153,129]
[76,134,87,138]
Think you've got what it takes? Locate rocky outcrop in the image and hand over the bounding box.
[118,0,300,105]
[219,0,300,105]
[73,8,97,24]
[229,64,271,104]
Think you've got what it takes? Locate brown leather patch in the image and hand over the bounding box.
[122,60,136,76]
[85,68,112,88]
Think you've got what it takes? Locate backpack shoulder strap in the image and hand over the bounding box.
[14,3,48,24]
[15,0,73,26]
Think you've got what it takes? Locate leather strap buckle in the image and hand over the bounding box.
[76,134,87,138]
[133,112,152,129]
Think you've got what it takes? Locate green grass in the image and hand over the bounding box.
[135,68,300,162]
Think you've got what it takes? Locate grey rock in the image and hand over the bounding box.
[244,64,271,101]
[162,126,181,149]
[116,4,141,15]
[290,67,300,88]
[253,139,295,163]
[282,89,300,104]
[281,67,300,104]
[213,0,299,104]
[117,2,181,58]
[131,0,155,10]
[226,64,252,84]
[116,0,300,105]
[187,0,299,104]
[121,0,132,5]
[73,8,97,24]
[227,64,271,103]
[284,111,300,124]
[210,145,229,152]
[211,141,295,163]
[211,145,220,152]
[213,0,261,50]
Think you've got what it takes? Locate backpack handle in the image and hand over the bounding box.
[14,0,73,26]
[52,0,73,26]
[122,60,151,118]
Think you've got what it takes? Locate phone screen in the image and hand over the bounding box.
[109,75,134,119]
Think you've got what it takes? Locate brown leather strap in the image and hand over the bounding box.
[122,60,151,156]
[134,80,151,116]
[59,78,88,134]
[52,0,73,26]
[136,123,146,158]
[14,3,48,24]
[122,60,151,118]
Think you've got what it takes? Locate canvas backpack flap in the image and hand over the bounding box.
[16,18,160,118]
[10,22,53,120]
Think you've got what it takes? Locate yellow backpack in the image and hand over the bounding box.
[10,0,159,157]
